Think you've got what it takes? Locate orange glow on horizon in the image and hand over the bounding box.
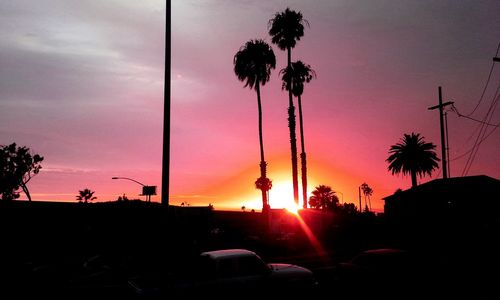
[180,155,386,212]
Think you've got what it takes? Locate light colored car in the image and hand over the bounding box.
[129,249,317,298]
[177,249,317,297]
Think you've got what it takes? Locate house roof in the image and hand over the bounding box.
[383,175,500,201]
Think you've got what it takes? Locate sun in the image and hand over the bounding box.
[269,181,300,214]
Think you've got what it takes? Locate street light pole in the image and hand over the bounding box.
[358,186,362,212]
[112,176,146,187]
[112,177,156,202]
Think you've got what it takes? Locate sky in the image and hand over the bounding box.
[1,0,499,212]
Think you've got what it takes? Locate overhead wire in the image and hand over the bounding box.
[461,91,500,175]
[465,42,500,117]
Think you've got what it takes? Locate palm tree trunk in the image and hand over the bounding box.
[411,171,417,188]
[298,95,308,209]
[287,47,299,206]
[256,83,269,212]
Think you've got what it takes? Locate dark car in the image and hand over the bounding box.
[324,248,421,299]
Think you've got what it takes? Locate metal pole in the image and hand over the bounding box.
[161,0,171,207]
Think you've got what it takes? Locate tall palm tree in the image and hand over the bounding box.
[308,185,339,211]
[280,61,316,208]
[269,8,309,206]
[360,182,373,211]
[234,39,276,214]
[76,188,97,203]
[386,133,440,188]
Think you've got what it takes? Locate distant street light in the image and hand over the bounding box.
[111,177,156,202]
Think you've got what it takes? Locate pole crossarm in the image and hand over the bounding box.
[428,101,454,110]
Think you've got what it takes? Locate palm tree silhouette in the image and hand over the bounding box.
[234,39,276,214]
[280,61,316,208]
[360,182,373,211]
[386,133,440,188]
[308,185,339,211]
[269,8,309,206]
[76,188,97,203]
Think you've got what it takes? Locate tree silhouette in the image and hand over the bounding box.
[280,61,316,208]
[360,182,373,211]
[76,188,97,203]
[386,133,440,188]
[269,8,308,206]
[309,185,339,211]
[234,39,276,214]
[0,143,44,201]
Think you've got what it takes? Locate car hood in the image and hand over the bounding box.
[268,263,313,277]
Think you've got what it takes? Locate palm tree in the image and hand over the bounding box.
[386,133,440,188]
[280,61,316,208]
[269,8,309,206]
[360,182,373,211]
[308,185,339,211]
[234,39,276,214]
[76,188,97,203]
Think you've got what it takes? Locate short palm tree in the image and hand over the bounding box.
[234,39,276,214]
[309,185,339,211]
[280,61,316,208]
[386,133,440,188]
[76,188,97,203]
[269,8,308,206]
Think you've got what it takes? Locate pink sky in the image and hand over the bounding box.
[1,1,499,211]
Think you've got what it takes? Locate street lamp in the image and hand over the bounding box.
[111,177,156,202]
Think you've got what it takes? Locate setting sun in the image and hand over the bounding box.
[269,181,295,209]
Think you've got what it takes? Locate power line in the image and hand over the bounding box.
[462,92,500,175]
[450,122,500,162]
[466,41,500,116]
[451,96,500,128]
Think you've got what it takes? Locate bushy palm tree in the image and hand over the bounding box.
[269,8,308,206]
[76,188,97,203]
[234,39,276,214]
[386,133,440,188]
[309,185,339,211]
[280,61,316,208]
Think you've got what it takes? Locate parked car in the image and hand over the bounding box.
[130,249,317,298]
[319,248,420,299]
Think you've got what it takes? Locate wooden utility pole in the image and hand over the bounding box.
[428,86,453,179]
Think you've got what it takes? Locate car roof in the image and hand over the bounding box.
[361,248,406,255]
[200,249,257,259]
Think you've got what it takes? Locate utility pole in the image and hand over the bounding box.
[428,86,453,179]
[161,0,171,207]
[358,186,362,212]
